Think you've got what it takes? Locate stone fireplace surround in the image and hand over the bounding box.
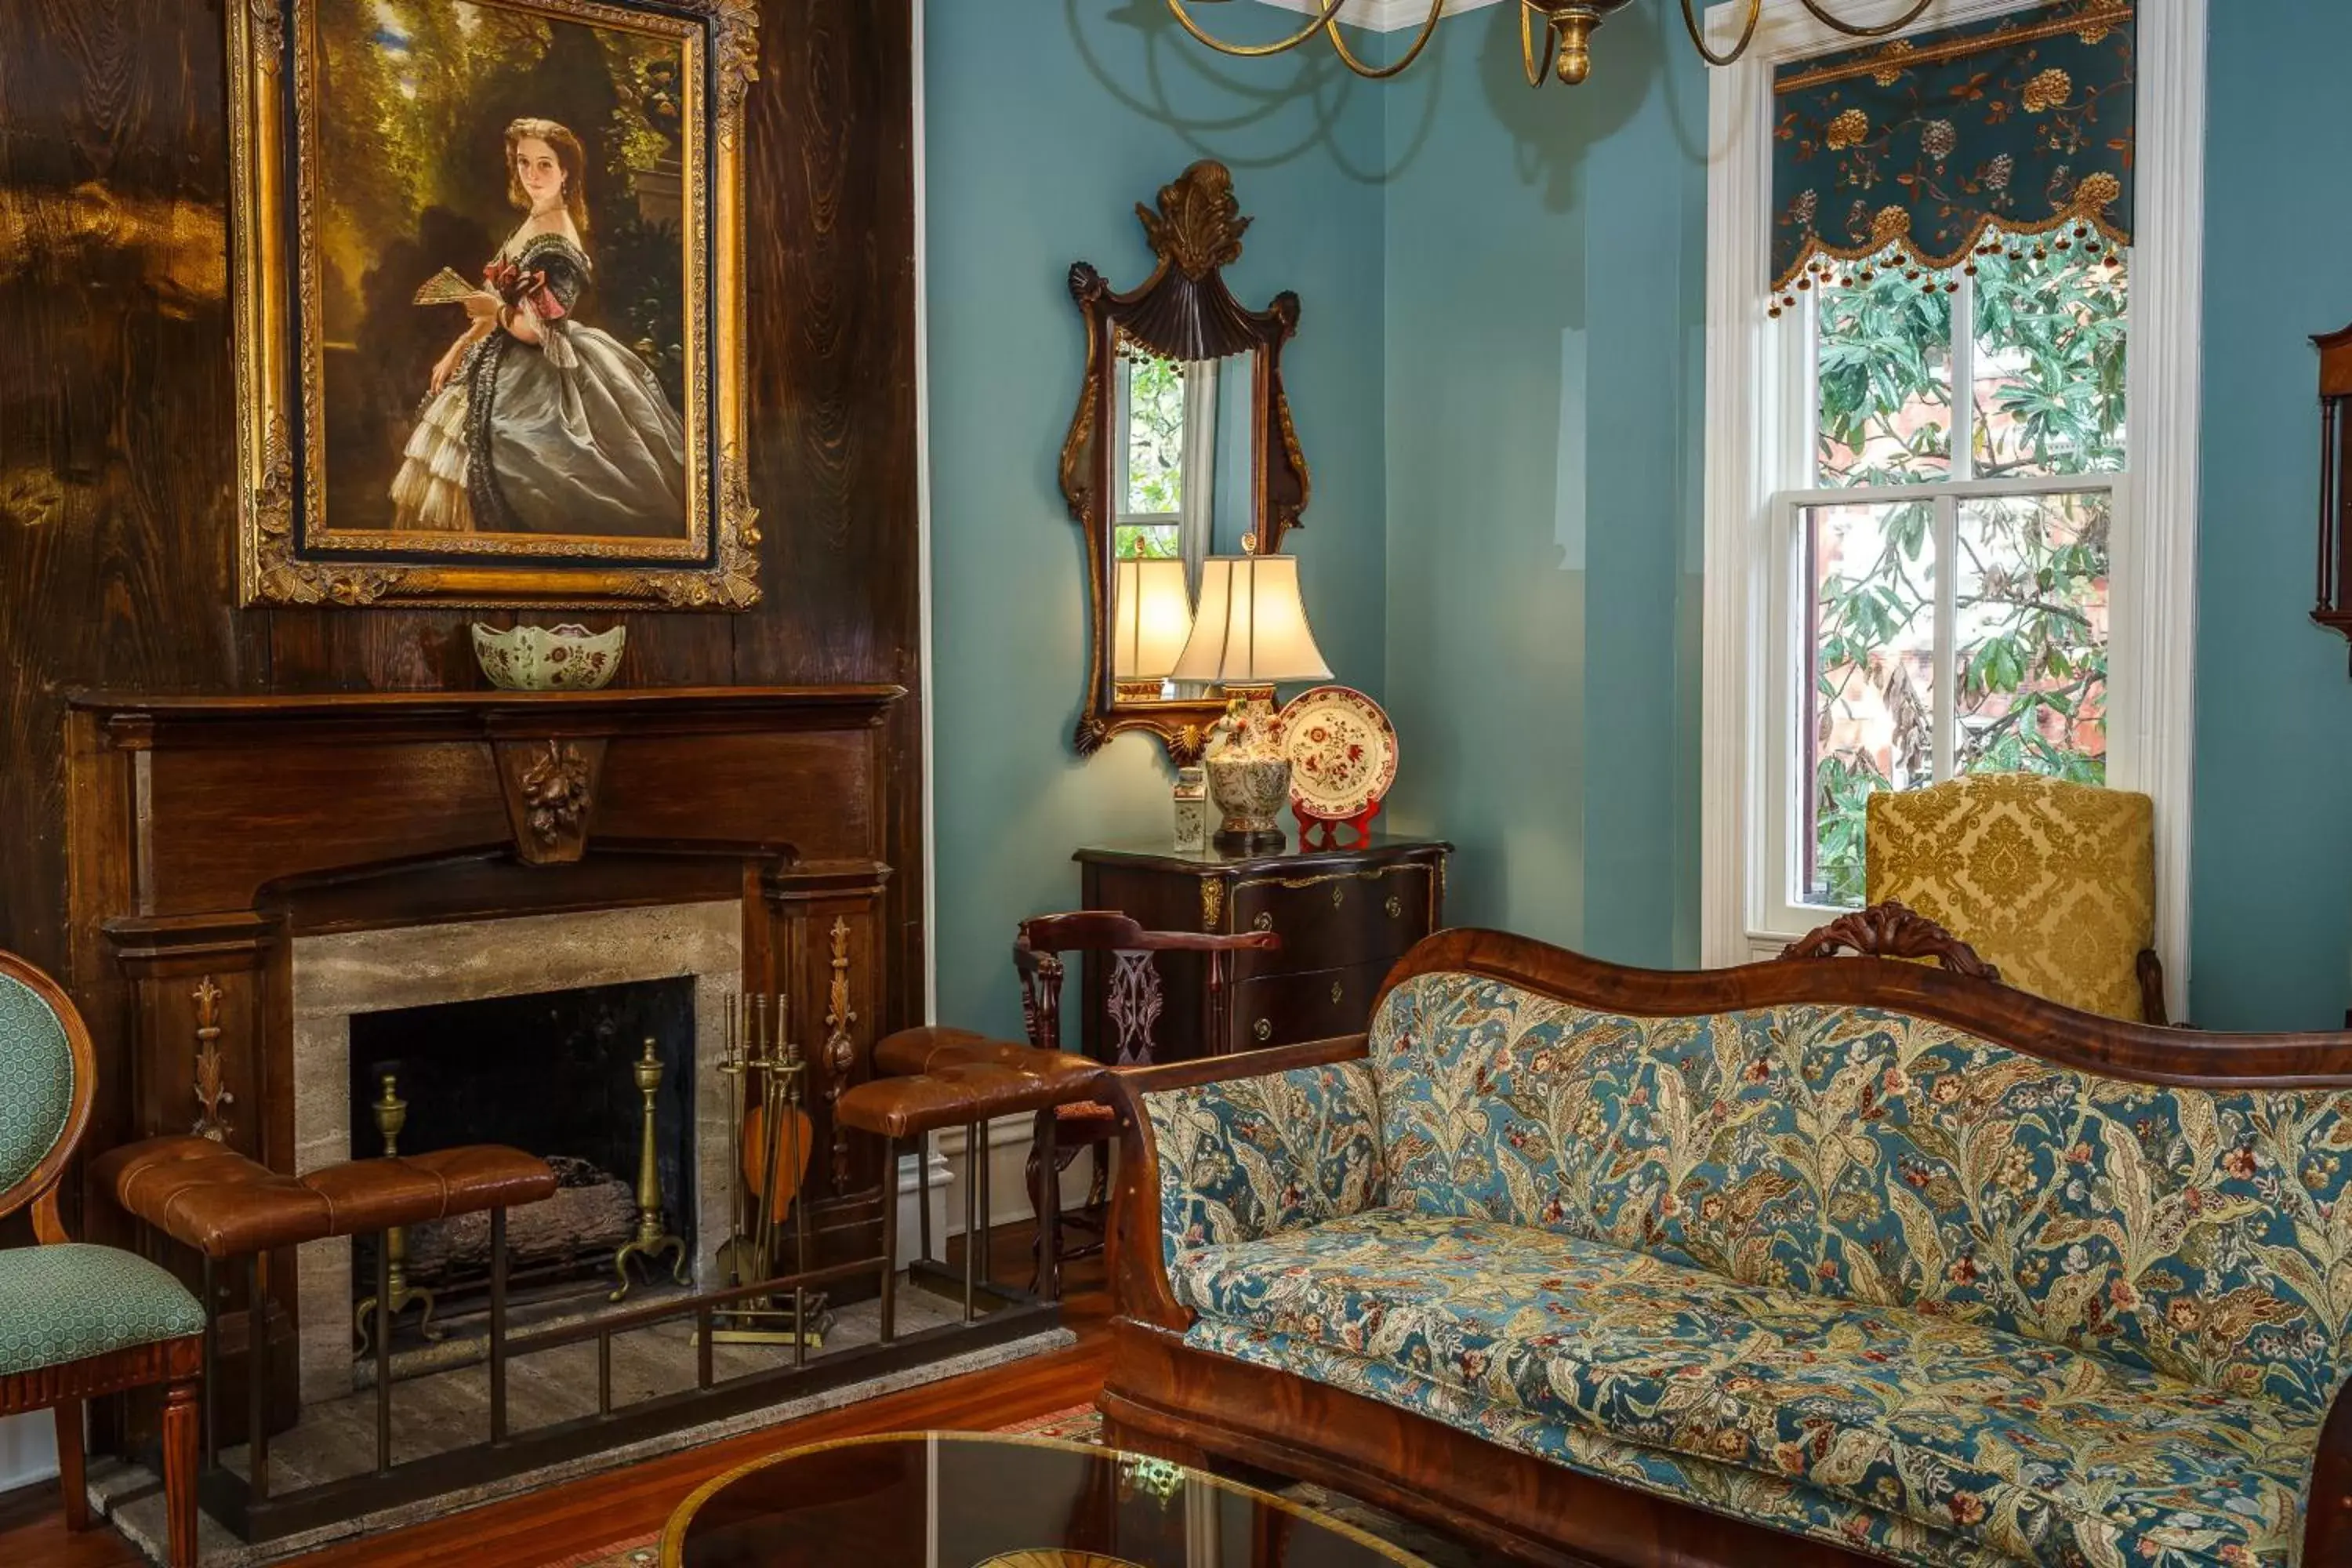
[290,902,741,1403]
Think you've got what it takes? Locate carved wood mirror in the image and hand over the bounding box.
[1061,161,1309,764]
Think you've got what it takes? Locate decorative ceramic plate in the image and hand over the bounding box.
[1279,685,1396,818]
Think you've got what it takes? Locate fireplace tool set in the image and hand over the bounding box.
[710,990,829,1346]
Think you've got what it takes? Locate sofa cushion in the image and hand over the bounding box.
[1189,1321,2014,1568]
[1371,969,2352,1414]
[1173,1210,2314,1568]
[0,1243,205,1377]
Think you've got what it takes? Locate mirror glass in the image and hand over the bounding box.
[1109,339,1261,699]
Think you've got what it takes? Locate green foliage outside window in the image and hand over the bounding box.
[1124,354,1189,517]
[1809,247,2127,906]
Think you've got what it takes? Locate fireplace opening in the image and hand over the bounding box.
[347,978,697,1333]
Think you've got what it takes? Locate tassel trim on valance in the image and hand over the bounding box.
[1771,204,2128,319]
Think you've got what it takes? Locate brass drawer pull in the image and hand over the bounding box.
[1254,1018,1272,1042]
[1330,981,1344,1004]
[1385,895,1403,918]
[1331,884,1345,907]
[1252,912,1273,932]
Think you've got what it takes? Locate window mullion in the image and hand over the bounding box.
[1933,492,1958,784]
[1951,270,1977,483]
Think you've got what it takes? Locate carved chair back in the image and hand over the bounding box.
[1015,912,1279,1069]
[0,952,97,1243]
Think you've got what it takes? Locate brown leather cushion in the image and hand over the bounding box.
[837,1058,1108,1141]
[95,1136,558,1259]
[94,1137,334,1259]
[872,1027,1102,1087]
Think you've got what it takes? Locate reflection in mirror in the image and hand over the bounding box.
[1063,160,1308,764]
[1112,343,1263,699]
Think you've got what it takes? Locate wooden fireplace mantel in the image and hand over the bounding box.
[63,684,911,1430]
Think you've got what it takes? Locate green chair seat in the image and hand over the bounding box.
[0,1243,204,1377]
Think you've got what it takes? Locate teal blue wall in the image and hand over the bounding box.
[1376,6,1708,966]
[927,5,2352,1035]
[2191,6,2352,1030]
[923,3,1388,1040]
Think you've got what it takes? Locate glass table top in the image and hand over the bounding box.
[660,1432,1427,1568]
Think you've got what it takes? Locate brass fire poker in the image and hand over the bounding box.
[612,1037,688,1301]
[354,1070,441,1353]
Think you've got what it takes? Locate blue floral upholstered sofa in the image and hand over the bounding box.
[1095,926,2352,1568]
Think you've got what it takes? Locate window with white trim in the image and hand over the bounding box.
[1776,245,2128,913]
[1698,0,2201,982]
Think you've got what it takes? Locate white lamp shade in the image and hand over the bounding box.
[1169,555,1334,684]
[1112,557,1196,680]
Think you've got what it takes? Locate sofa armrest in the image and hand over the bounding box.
[2308,1378,2352,1564]
[1105,1036,1377,1333]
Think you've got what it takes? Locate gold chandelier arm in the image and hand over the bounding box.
[1164,0,1354,59]
[1679,0,1765,67]
[1321,0,1449,80]
[1520,2,1559,86]
[1796,0,1936,38]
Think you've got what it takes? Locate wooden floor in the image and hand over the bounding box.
[2,1231,1112,1568]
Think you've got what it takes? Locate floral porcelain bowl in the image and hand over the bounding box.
[470,622,627,691]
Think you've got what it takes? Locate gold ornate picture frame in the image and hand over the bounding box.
[228,0,760,609]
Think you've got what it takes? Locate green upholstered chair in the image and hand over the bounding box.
[0,951,203,1566]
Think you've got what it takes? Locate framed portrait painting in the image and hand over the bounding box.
[228,0,761,608]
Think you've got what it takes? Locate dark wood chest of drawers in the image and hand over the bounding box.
[1073,837,1452,1063]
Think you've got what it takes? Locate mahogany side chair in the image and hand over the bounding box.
[1014,911,1277,1298]
[0,951,204,1566]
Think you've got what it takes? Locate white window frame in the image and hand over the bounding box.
[1698,0,2205,1014]
[1112,354,1182,548]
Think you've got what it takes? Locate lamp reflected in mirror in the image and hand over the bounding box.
[1112,557,1196,702]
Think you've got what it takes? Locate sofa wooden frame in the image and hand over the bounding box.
[1098,927,2352,1568]
[0,950,202,1567]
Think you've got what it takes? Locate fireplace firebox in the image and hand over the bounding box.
[347,979,697,1330]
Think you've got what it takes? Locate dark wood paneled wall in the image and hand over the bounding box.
[0,0,925,1025]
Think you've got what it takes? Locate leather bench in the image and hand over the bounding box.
[836,1031,1101,1337]
[93,1134,554,1508]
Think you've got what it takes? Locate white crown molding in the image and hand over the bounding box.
[1245,0,1504,35]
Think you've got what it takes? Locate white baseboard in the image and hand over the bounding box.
[0,1409,58,1492]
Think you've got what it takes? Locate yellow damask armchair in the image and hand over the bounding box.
[1865,773,2165,1024]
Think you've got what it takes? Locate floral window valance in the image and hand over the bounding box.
[1771,0,2135,313]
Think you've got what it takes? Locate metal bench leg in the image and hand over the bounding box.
[975,1119,993,1298]
[961,1120,978,1323]
[200,1254,218,1472]
[877,1134,898,1344]
[488,1207,508,1444]
[373,1232,393,1475]
[246,1254,269,1501]
[915,1130,933,1265]
[1038,1111,1060,1302]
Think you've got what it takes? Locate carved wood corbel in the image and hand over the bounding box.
[492,737,607,865]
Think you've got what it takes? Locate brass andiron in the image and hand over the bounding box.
[612,1037,688,1302]
[710,991,825,1349]
[354,1070,441,1353]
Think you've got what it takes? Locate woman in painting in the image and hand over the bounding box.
[390,118,687,537]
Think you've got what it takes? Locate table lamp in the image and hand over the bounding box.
[1169,555,1332,851]
[1111,557,1195,702]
